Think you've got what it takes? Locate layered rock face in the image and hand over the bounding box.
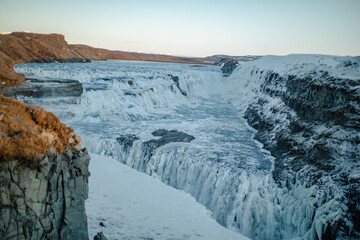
[0,96,90,239]
[0,150,90,240]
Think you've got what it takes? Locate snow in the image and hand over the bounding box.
[86,153,249,240]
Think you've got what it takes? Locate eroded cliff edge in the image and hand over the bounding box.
[0,96,90,239]
[0,32,106,88]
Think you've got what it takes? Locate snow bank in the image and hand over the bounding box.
[86,153,248,240]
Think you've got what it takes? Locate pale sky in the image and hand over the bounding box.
[0,0,359,57]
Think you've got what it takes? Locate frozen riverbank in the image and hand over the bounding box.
[86,153,248,240]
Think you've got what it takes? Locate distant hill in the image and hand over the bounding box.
[0,32,213,88]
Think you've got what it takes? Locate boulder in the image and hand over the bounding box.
[94,232,108,240]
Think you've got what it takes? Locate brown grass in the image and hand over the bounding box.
[0,95,73,163]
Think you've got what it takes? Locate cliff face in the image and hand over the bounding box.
[0,150,90,240]
[0,32,100,87]
[0,95,90,239]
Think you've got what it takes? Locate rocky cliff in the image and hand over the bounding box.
[0,32,100,88]
[0,150,90,240]
[0,95,90,239]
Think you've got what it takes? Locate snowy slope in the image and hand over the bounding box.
[86,153,249,240]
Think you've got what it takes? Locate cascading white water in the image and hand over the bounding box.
[14,56,355,239]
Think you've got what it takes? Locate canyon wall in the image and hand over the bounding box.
[237,57,360,239]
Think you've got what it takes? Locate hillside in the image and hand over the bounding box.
[0,32,210,89]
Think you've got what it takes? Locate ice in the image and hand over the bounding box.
[86,153,248,240]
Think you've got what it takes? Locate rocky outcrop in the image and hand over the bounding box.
[221,60,239,77]
[116,134,139,152]
[0,95,82,162]
[168,74,187,96]
[0,150,90,240]
[144,129,195,152]
[0,32,90,239]
[0,95,90,239]
[3,79,83,98]
[0,32,94,88]
[93,232,108,240]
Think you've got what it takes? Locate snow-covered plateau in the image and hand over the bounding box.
[14,55,360,240]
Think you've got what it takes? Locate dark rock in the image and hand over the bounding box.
[116,134,139,152]
[3,79,83,98]
[123,90,137,96]
[144,129,195,152]
[168,74,187,96]
[28,58,91,63]
[221,60,239,77]
[99,221,105,227]
[0,150,91,240]
[94,232,108,240]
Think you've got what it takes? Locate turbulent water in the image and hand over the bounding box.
[14,56,360,240]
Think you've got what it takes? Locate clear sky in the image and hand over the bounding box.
[0,0,359,57]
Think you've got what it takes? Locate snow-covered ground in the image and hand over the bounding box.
[86,153,248,240]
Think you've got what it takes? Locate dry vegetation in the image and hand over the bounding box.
[0,95,79,163]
